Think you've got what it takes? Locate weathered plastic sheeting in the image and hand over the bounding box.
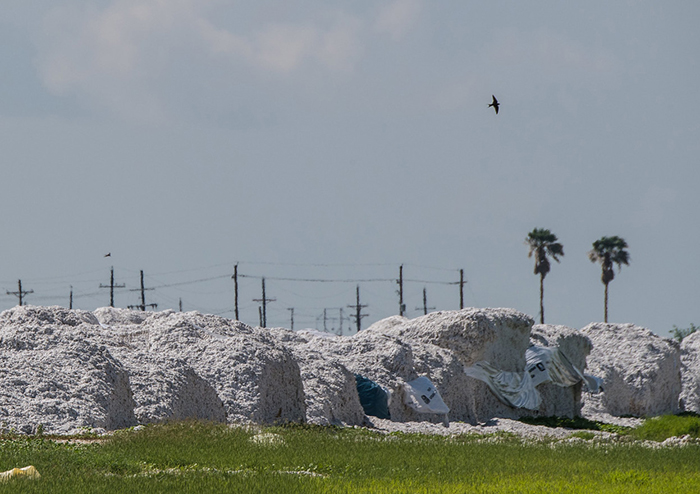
[463,344,596,414]
[530,324,594,418]
[464,362,541,410]
[581,323,681,417]
[355,374,391,419]
[530,325,591,373]
[403,377,449,415]
[526,345,601,392]
[526,346,583,387]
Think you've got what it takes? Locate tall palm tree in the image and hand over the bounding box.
[526,228,564,324]
[588,236,630,323]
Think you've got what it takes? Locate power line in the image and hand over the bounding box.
[404,278,461,285]
[239,274,395,283]
[234,260,398,268]
[147,274,230,289]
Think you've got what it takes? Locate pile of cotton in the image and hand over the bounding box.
[581,323,681,417]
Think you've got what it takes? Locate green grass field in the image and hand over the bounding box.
[0,420,698,493]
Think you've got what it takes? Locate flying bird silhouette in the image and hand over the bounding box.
[488,95,499,114]
[104,253,111,257]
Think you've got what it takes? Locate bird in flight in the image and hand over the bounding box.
[104,253,111,257]
[488,95,500,114]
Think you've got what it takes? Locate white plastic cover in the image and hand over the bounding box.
[464,362,541,410]
[403,376,450,414]
[464,345,602,410]
[526,346,581,387]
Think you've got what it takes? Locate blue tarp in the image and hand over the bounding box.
[355,374,391,419]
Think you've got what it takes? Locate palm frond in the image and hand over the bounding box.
[589,235,630,272]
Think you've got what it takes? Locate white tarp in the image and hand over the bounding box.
[464,362,541,410]
[527,345,603,393]
[464,345,602,410]
[403,376,449,414]
[526,345,580,387]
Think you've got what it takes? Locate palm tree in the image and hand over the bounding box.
[588,236,630,323]
[526,228,564,324]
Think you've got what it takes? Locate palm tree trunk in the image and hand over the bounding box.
[604,282,609,323]
[539,274,545,324]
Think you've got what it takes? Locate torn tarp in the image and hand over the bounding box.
[526,346,603,393]
[464,345,601,410]
[464,361,541,410]
[526,345,581,387]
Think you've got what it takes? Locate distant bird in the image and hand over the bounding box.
[104,253,111,257]
[488,95,500,114]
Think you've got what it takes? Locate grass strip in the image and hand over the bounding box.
[0,420,697,493]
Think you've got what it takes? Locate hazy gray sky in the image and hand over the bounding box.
[1,1,698,336]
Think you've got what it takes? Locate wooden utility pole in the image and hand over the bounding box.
[397,264,405,316]
[347,285,368,332]
[252,278,275,327]
[459,269,465,310]
[231,264,239,320]
[7,279,33,306]
[179,298,183,312]
[287,307,294,330]
[127,270,157,311]
[69,286,73,310]
[338,308,344,335]
[100,266,125,307]
[415,287,435,315]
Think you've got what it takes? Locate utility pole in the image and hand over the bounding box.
[415,287,435,315]
[69,286,73,310]
[100,266,125,307]
[252,278,275,327]
[7,279,33,306]
[397,264,405,316]
[323,308,328,332]
[459,269,465,310]
[287,307,294,330]
[231,264,239,320]
[338,308,344,336]
[179,298,183,312]
[127,270,157,311]
[347,285,368,333]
